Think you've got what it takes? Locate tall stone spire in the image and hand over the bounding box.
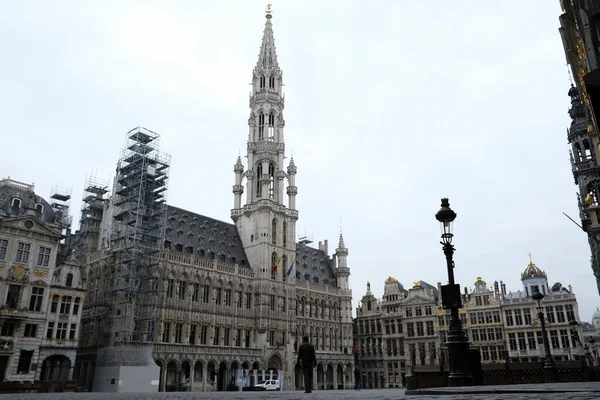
[232,8,297,288]
[256,6,279,71]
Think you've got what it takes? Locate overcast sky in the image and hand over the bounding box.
[1,1,596,320]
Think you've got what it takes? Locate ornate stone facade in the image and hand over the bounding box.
[355,258,583,388]
[76,9,354,392]
[0,178,84,383]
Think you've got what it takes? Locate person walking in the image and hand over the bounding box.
[297,336,317,393]
[354,366,361,391]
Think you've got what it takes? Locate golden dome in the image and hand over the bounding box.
[521,260,546,279]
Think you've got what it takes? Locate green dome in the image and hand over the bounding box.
[593,309,600,320]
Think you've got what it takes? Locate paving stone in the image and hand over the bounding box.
[3,384,600,400]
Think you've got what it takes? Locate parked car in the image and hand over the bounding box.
[254,380,280,391]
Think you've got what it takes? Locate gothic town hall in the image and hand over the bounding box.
[76,10,355,392]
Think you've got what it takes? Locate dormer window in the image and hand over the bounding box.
[11,198,21,208]
[35,204,43,214]
[65,273,73,287]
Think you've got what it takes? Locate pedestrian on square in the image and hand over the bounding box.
[297,336,317,393]
[354,366,361,391]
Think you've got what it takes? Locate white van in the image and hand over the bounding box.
[254,379,280,391]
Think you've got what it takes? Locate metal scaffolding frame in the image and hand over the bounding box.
[97,126,170,367]
[49,184,73,231]
[76,173,109,261]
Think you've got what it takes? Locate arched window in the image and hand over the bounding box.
[35,204,44,214]
[256,164,263,198]
[269,75,275,89]
[271,252,278,280]
[11,198,21,208]
[66,273,73,287]
[282,221,287,247]
[268,112,275,141]
[268,163,275,199]
[258,111,265,140]
[583,139,592,159]
[259,75,266,90]
[272,218,277,245]
[282,254,288,282]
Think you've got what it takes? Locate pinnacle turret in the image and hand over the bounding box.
[287,157,297,174]
[234,155,244,173]
[338,232,346,250]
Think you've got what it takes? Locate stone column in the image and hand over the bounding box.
[202,364,207,392]
[333,366,338,390]
[189,363,195,391]
[160,364,167,392]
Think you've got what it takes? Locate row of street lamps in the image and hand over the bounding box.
[435,198,567,386]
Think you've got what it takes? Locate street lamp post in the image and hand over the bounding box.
[532,287,556,382]
[435,198,473,387]
[569,320,582,361]
[589,338,598,366]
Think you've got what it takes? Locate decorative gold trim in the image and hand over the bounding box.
[33,269,48,278]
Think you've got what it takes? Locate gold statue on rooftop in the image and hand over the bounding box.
[586,193,594,208]
[266,3,272,12]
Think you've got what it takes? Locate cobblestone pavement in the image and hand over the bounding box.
[3,385,600,400]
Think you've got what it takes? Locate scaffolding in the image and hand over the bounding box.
[78,173,109,258]
[49,184,73,231]
[96,127,170,369]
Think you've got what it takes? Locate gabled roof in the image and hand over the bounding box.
[295,241,336,287]
[164,206,249,267]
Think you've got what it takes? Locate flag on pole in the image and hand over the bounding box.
[274,262,279,275]
[286,256,297,277]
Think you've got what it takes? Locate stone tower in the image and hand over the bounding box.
[567,85,600,291]
[231,8,299,362]
[231,6,298,280]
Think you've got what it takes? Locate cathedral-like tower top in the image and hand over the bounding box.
[256,4,279,72]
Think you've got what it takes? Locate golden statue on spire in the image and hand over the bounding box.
[266,3,272,12]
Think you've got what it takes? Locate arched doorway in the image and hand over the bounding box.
[295,362,303,390]
[193,361,203,391]
[40,355,71,382]
[326,363,334,390]
[165,360,178,392]
[316,363,325,390]
[207,361,217,392]
[181,360,191,391]
[230,361,240,391]
[345,363,353,390]
[218,361,228,391]
[251,361,260,387]
[267,354,282,382]
[336,363,344,389]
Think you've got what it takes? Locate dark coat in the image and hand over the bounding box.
[297,342,317,369]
